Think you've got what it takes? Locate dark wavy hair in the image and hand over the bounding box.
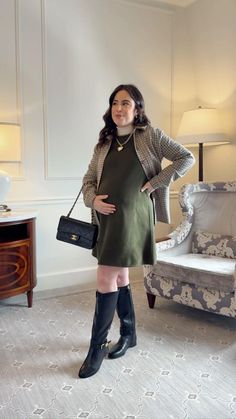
[98,84,150,146]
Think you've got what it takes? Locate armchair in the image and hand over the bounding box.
[144,182,236,318]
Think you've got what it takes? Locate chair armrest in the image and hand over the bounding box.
[156,236,171,243]
[156,217,193,254]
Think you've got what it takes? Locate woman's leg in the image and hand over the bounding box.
[108,268,136,359]
[79,265,121,379]
[117,267,130,288]
[97,265,129,293]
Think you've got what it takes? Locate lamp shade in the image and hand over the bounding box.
[0,123,21,161]
[176,107,227,146]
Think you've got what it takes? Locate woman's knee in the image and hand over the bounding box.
[97,277,117,293]
[117,278,129,288]
[96,265,129,292]
[117,268,129,288]
[97,265,118,293]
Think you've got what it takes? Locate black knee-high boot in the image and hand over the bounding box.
[108,284,136,359]
[78,290,119,378]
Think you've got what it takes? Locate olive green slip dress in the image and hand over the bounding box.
[92,135,156,267]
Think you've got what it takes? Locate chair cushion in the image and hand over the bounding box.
[154,253,236,292]
[192,230,236,259]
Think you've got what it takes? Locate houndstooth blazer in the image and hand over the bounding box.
[82,125,195,224]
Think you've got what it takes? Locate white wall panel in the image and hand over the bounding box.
[172,0,236,188]
[1,0,173,292]
[5,0,236,295]
[43,0,172,178]
[6,0,236,294]
[186,0,236,141]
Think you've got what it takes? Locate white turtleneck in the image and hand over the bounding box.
[117,124,134,136]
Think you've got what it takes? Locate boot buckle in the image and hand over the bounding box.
[100,340,110,349]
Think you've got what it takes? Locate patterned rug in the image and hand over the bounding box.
[0,282,236,419]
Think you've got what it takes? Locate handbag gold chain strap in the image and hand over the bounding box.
[67,186,83,218]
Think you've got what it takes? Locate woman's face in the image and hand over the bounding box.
[111,90,137,128]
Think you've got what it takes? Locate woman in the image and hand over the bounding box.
[79,84,195,378]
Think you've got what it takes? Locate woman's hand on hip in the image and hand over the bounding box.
[141,182,154,195]
[93,195,116,215]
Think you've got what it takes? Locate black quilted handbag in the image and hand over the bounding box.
[56,187,98,249]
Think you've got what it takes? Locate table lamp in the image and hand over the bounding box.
[176,107,229,181]
[0,122,21,212]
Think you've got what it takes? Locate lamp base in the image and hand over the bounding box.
[0,170,11,211]
[0,204,11,212]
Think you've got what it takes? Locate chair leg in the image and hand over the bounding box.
[146,292,156,309]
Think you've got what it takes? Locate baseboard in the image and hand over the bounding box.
[36,266,97,292]
[37,266,143,290]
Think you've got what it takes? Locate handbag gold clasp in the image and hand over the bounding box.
[71,234,78,241]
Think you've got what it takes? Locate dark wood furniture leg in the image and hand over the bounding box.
[27,290,33,308]
[147,292,156,309]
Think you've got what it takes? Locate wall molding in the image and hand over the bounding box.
[7,190,179,206]
[7,196,84,206]
[46,176,83,182]
[41,0,49,181]
[15,0,24,178]
[114,0,176,12]
[40,0,82,182]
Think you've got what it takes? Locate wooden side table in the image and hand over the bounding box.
[0,211,37,307]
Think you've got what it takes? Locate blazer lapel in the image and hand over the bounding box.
[97,140,112,188]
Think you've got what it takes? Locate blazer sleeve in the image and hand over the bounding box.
[149,128,195,190]
[82,145,99,208]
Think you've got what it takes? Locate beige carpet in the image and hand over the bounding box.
[0,282,236,419]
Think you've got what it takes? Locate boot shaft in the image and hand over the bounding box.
[91,290,119,346]
[117,285,135,336]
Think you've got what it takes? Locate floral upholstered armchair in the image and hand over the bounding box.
[143,182,236,318]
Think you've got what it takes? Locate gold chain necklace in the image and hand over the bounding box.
[115,129,135,152]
